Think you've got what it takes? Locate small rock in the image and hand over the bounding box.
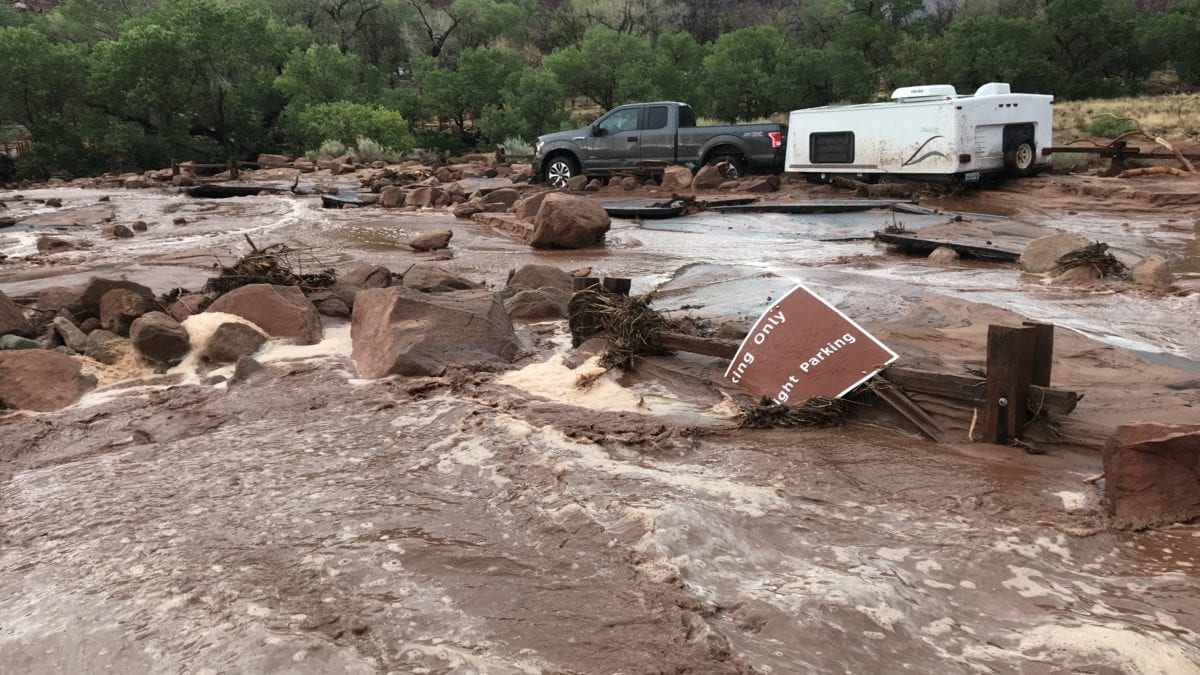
[692,164,724,190]
[0,289,34,337]
[506,264,572,294]
[408,229,453,252]
[103,223,135,239]
[78,317,101,333]
[100,288,151,336]
[1051,265,1101,286]
[565,175,589,191]
[293,158,316,173]
[481,188,520,208]
[314,296,351,318]
[529,193,611,249]
[380,186,405,208]
[927,246,960,265]
[401,264,483,293]
[1103,422,1200,529]
[168,294,208,323]
[0,334,39,350]
[45,198,63,208]
[229,355,264,384]
[173,216,188,225]
[1129,255,1175,290]
[37,235,83,253]
[200,321,267,364]
[131,220,148,232]
[620,177,639,190]
[84,329,130,365]
[1019,233,1092,273]
[504,288,569,320]
[341,265,392,289]
[584,179,602,191]
[256,153,290,168]
[743,175,781,192]
[452,200,484,219]
[130,311,191,366]
[716,322,749,340]
[52,316,89,351]
[206,284,322,345]
[659,165,693,191]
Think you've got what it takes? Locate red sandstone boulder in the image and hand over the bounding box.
[514,191,552,221]
[130,311,191,366]
[407,229,453,252]
[1103,422,1200,529]
[0,290,33,337]
[660,165,693,190]
[351,287,520,378]
[0,350,96,411]
[100,288,151,336]
[505,264,573,294]
[529,193,611,249]
[401,264,483,294]
[199,321,268,364]
[206,284,322,345]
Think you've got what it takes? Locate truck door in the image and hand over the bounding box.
[639,105,675,164]
[581,106,642,172]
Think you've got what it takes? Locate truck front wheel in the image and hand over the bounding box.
[545,155,581,188]
[1003,138,1036,177]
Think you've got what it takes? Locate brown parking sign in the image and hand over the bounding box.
[724,283,898,404]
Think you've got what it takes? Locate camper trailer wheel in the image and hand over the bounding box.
[1003,138,1036,177]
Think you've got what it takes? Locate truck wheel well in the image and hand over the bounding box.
[702,145,744,165]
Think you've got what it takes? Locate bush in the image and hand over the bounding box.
[317,139,348,158]
[499,136,533,155]
[283,102,414,155]
[1084,114,1138,138]
[352,137,400,163]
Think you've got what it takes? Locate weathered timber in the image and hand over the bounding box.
[873,231,1023,261]
[712,199,907,214]
[1022,321,1054,387]
[983,325,1037,444]
[659,332,738,359]
[187,184,280,198]
[870,383,947,442]
[881,366,1078,416]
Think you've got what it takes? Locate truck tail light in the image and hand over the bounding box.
[1042,148,1053,156]
[958,154,971,163]
[768,131,783,149]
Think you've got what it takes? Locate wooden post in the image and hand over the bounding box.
[569,277,631,347]
[601,277,631,295]
[228,157,239,179]
[983,325,1037,444]
[1021,322,1054,387]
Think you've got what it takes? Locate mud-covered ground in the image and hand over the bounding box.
[3,171,1200,673]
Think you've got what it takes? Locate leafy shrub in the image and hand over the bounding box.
[317,139,348,158]
[1084,114,1137,138]
[499,136,533,155]
[352,137,400,163]
[283,102,414,155]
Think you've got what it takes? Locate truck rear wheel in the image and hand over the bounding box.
[545,154,581,188]
[707,153,746,180]
[1003,137,1036,178]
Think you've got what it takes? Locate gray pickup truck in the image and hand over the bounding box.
[532,101,787,187]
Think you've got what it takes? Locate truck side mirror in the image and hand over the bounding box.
[591,125,607,137]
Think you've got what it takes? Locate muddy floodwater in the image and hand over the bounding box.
[3,177,1200,673]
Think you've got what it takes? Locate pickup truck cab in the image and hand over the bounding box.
[533,102,787,187]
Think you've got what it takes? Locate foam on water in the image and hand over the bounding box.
[497,353,695,415]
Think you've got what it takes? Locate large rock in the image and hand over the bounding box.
[401,264,483,293]
[1018,233,1092,273]
[256,153,290,168]
[1103,423,1200,529]
[743,175,781,192]
[1129,256,1175,290]
[406,186,443,207]
[453,200,485,219]
[0,350,96,411]
[0,290,33,337]
[351,287,520,378]
[84,329,130,365]
[69,278,156,320]
[506,264,572,294]
[481,188,520,208]
[504,288,570,320]
[565,175,588,191]
[529,193,611,249]
[659,165,693,190]
[37,286,84,314]
[0,335,39,350]
[927,246,960,266]
[692,164,724,190]
[380,186,405,208]
[341,265,392,289]
[52,316,89,352]
[199,321,268,364]
[130,311,191,366]
[408,229,453,252]
[99,288,150,336]
[514,191,552,221]
[102,223,135,239]
[37,235,84,253]
[206,284,322,345]
[168,294,208,323]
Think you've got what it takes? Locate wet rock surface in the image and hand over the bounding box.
[130,311,190,366]
[206,284,322,345]
[1104,422,1200,529]
[0,349,94,410]
[0,289,33,336]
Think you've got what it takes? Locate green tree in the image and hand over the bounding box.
[771,46,875,111]
[544,26,656,109]
[698,25,782,121]
[413,45,527,139]
[478,68,569,143]
[89,0,305,161]
[282,101,414,151]
[930,16,1059,93]
[1139,0,1200,83]
[646,30,709,104]
[1046,0,1149,97]
[275,44,384,107]
[403,0,529,58]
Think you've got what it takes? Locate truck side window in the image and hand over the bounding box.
[645,106,669,130]
[678,106,697,128]
[598,108,640,136]
[810,132,855,163]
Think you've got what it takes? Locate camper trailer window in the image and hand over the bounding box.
[645,106,669,130]
[810,132,855,163]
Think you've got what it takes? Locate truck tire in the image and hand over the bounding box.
[707,153,746,180]
[544,154,581,188]
[1003,137,1036,178]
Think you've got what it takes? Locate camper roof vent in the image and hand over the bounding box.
[890,84,957,102]
[972,82,1012,97]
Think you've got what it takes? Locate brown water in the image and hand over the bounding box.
[3,185,1200,673]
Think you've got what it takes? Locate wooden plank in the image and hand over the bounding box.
[871,384,946,442]
[873,231,1022,261]
[712,199,906,214]
[1022,322,1055,387]
[983,325,1037,444]
[660,332,738,359]
[882,367,1078,416]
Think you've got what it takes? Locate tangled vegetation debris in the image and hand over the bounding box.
[737,395,852,428]
[204,236,336,295]
[1054,242,1128,278]
[568,289,673,369]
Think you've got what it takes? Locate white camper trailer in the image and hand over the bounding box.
[784,83,1053,181]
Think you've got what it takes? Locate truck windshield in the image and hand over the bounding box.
[679,105,696,128]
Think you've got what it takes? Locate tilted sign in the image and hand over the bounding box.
[724,283,899,404]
